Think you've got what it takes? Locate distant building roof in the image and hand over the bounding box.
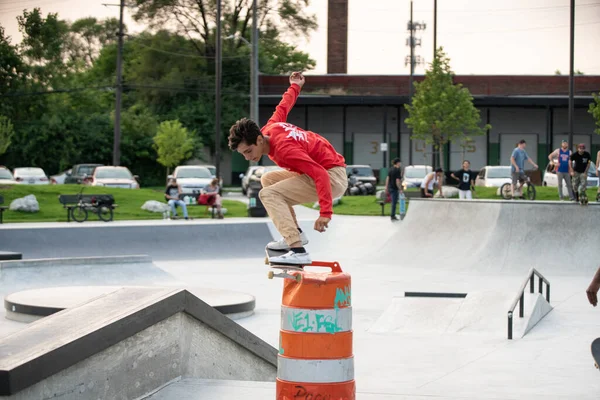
[259,74,600,97]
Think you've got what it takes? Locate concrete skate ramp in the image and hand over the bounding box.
[374,199,600,274]
[0,287,277,398]
[0,222,272,261]
[0,255,175,300]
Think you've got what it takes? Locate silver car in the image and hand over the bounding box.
[0,166,17,185]
[239,165,261,195]
[13,167,50,185]
[170,166,214,195]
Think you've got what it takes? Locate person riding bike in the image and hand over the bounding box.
[510,139,538,199]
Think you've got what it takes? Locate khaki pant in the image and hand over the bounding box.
[572,172,587,197]
[259,166,348,246]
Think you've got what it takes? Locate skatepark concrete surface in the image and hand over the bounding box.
[1,199,600,399]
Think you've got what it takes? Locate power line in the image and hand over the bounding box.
[129,38,250,60]
[0,0,74,13]
[413,2,600,14]
[349,20,600,35]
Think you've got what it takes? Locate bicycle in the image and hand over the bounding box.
[500,172,537,201]
[71,187,114,223]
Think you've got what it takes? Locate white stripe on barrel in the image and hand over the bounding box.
[280,305,352,333]
[277,357,354,383]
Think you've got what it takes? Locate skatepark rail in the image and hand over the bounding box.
[507,267,551,339]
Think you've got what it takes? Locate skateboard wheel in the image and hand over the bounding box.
[267,271,274,279]
[295,275,302,282]
[264,256,269,265]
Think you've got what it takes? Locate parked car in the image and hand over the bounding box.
[64,164,103,185]
[0,166,17,185]
[247,165,284,195]
[543,161,598,188]
[50,168,72,184]
[12,167,50,185]
[475,166,512,187]
[197,164,223,187]
[345,165,377,185]
[402,165,432,188]
[90,166,139,189]
[169,165,214,195]
[239,165,261,195]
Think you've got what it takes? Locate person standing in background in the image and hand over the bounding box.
[547,139,575,201]
[385,158,403,221]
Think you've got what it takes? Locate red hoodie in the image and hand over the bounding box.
[261,83,346,218]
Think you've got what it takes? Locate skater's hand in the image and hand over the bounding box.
[290,72,305,88]
[587,280,600,306]
[314,216,330,233]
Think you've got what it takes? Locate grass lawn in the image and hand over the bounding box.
[316,186,600,216]
[0,185,248,223]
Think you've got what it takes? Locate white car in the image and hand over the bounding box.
[475,166,512,187]
[91,166,139,189]
[239,165,261,195]
[12,167,50,185]
[170,166,213,195]
[403,165,432,188]
[50,169,72,184]
[543,161,598,188]
[0,166,17,185]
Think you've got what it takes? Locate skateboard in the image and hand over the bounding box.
[399,191,407,220]
[264,247,304,282]
[592,338,600,370]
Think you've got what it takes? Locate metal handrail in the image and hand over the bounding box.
[507,267,550,340]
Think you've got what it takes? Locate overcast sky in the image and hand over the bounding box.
[1,0,599,75]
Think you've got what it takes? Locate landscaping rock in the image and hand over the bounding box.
[10,194,40,213]
[208,207,227,215]
[435,186,459,198]
[312,197,342,209]
[141,200,170,213]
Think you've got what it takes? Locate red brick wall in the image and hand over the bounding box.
[327,0,348,74]
[260,75,600,96]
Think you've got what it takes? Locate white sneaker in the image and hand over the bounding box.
[267,231,309,250]
[269,250,311,266]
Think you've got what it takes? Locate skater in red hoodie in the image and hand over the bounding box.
[228,72,348,265]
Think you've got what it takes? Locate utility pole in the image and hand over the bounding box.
[215,0,222,181]
[568,0,575,150]
[406,1,426,165]
[251,0,259,125]
[113,0,124,166]
[433,0,437,60]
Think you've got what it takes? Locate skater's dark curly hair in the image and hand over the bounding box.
[228,118,262,150]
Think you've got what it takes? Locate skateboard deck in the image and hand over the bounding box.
[592,338,600,370]
[399,192,407,220]
[265,247,304,282]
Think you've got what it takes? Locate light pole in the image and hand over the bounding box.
[215,0,222,182]
[568,0,575,150]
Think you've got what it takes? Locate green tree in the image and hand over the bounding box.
[405,47,491,169]
[0,116,14,156]
[153,120,195,175]
[589,93,600,136]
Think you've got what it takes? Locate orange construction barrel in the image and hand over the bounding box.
[275,261,355,400]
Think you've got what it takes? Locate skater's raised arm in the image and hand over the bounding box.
[265,72,305,126]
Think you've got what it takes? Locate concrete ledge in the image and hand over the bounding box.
[0,251,22,261]
[0,287,277,397]
[4,286,256,321]
[0,254,151,269]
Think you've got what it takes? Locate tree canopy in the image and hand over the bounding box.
[0,6,316,185]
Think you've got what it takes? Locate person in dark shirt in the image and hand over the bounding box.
[450,160,475,200]
[385,158,403,221]
[165,178,189,219]
[569,143,591,202]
